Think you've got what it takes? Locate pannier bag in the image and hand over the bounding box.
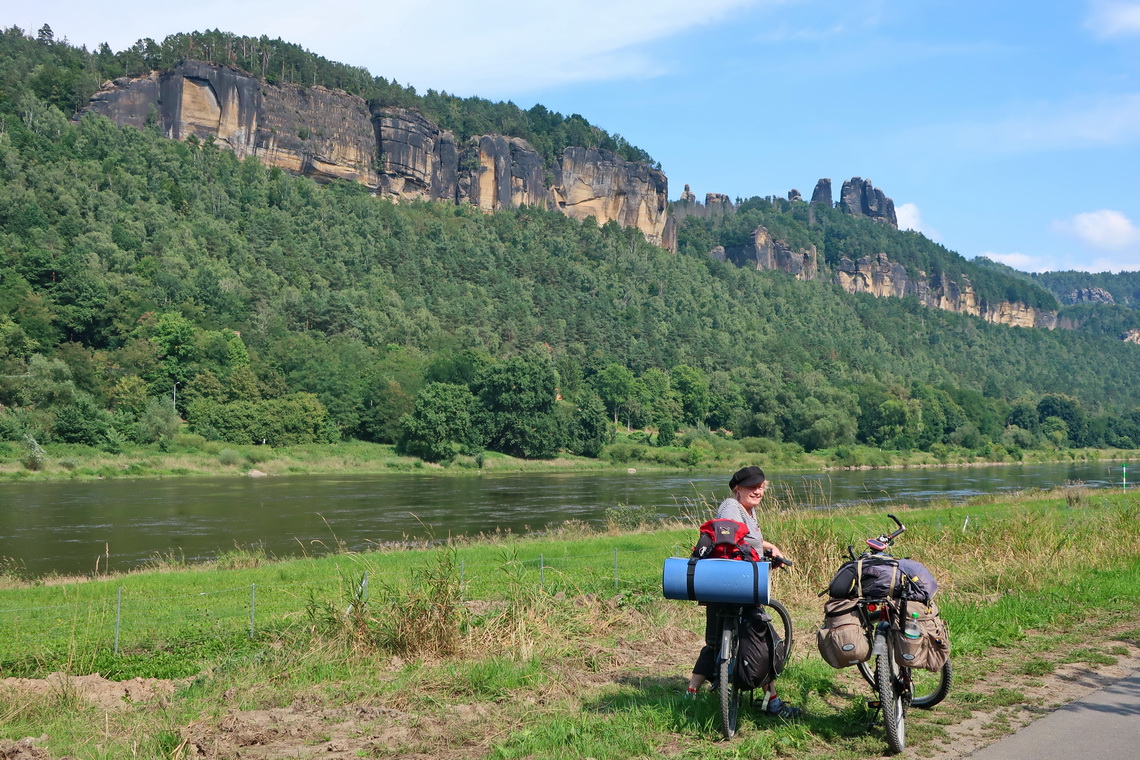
[816,598,871,668]
[662,557,770,605]
[827,556,938,603]
[892,601,951,672]
[735,607,787,689]
[692,518,761,561]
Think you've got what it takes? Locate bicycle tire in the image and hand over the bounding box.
[876,645,906,753]
[765,598,794,662]
[719,624,741,739]
[911,659,953,709]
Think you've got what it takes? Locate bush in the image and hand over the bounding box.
[172,433,208,450]
[217,448,242,466]
[20,435,46,471]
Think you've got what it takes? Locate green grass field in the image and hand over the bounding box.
[1,487,1137,758]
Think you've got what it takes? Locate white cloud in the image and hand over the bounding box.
[1053,209,1140,249]
[914,93,1140,155]
[1085,1,1140,38]
[896,203,941,241]
[981,252,1047,272]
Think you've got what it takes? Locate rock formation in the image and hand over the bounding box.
[721,226,817,281]
[672,192,736,224]
[839,177,897,228]
[810,178,833,207]
[554,147,670,245]
[835,252,1058,328]
[1065,287,1115,305]
[85,61,671,247]
[788,188,802,202]
[1123,329,1140,344]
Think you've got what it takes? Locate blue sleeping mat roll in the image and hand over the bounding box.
[662,557,770,605]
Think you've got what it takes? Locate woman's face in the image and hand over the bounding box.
[735,481,766,510]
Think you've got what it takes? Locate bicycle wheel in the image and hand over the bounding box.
[856,656,876,688]
[719,623,741,740]
[876,645,906,753]
[765,598,794,661]
[911,659,953,709]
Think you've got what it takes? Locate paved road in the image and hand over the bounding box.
[967,669,1140,759]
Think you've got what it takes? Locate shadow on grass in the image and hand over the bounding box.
[578,672,884,747]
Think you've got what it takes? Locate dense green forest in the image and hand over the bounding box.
[4,25,1140,465]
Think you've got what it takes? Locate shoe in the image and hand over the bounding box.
[765,696,803,719]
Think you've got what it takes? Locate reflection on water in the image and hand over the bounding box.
[0,460,1126,577]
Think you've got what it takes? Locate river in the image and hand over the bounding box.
[0,460,1127,577]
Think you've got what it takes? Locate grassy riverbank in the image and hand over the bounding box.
[0,433,1134,483]
[1,488,1138,758]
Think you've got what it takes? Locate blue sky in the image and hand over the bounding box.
[16,1,1140,272]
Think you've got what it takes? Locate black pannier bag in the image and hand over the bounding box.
[734,608,787,690]
[827,555,938,603]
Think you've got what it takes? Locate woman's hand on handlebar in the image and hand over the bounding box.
[763,549,793,569]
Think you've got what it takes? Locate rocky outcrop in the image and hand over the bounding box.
[85,61,670,247]
[553,147,670,246]
[810,178,833,207]
[839,177,897,227]
[672,192,736,224]
[1123,329,1140,344]
[89,61,380,186]
[788,188,803,202]
[1065,287,1115,305]
[835,252,1058,328]
[722,226,817,280]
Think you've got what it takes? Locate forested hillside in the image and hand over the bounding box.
[679,196,1059,312]
[4,25,1140,464]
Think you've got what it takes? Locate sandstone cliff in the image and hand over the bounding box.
[86,61,670,247]
[723,226,817,281]
[835,252,1058,328]
[1065,287,1115,305]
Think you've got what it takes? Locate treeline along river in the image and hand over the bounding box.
[0,461,1127,577]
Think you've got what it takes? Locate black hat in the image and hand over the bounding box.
[729,465,766,490]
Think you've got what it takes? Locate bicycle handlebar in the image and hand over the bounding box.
[764,551,793,570]
[862,514,907,554]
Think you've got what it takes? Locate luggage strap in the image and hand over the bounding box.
[856,556,899,599]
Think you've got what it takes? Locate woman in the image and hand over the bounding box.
[686,465,802,718]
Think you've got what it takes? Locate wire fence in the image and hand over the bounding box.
[0,543,687,663]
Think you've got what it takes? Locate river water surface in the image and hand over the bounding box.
[0,460,1127,577]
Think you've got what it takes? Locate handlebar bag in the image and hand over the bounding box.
[816,598,871,668]
[827,556,938,603]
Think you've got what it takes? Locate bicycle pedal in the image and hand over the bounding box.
[868,700,882,709]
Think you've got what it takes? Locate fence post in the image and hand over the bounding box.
[540,554,545,592]
[613,547,619,588]
[249,584,256,640]
[114,586,122,655]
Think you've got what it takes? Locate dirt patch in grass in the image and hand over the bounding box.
[0,672,178,712]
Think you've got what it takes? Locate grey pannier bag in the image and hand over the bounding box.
[817,598,871,668]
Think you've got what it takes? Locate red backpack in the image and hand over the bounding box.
[692,518,761,562]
